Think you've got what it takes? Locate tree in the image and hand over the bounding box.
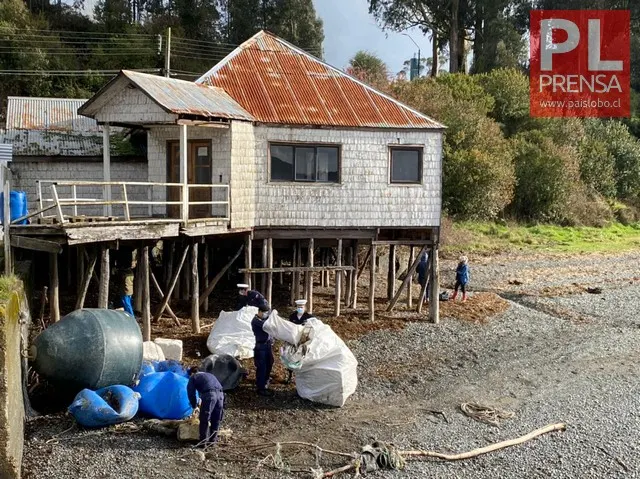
[478,68,530,135]
[347,51,390,89]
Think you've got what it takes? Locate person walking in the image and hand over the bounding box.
[451,255,470,302]
[251,303,274,396]
[186,367,225,446]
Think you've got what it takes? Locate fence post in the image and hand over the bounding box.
[51,184,65,224]
[122,183,131,222]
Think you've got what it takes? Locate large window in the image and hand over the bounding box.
[270,143,340,183]
[390,147,422,184]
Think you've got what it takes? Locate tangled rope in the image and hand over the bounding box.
[358,440,406,474]
[460,402,515,427]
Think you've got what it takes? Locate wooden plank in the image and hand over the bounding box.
[141,245,151,341]
[134,248,143,313]
[154,246,189,322]
[335,239,342,317]
[10,235,63,254]
[76,250,97,310]
[165,240,174,291]
[239,265,355,273]
[350,241,359,309]
[191,243,200,334]
[293,241,301,302]
[261,239,268,293]
[181,223,228,237]
[244,234,252,289]
[97,246,110,308]
[252,228,377,240]
[356,246,372,281]
[66,223,180,245]
[369,244,376,321]
[149,269,180,326]
[266,238,273,307]
[76,246,85,298]
[407,246,415,309]
[417,260,432,314]
[429,235,440,324]
[49,253,60,322]
[344,246,352,307]
[371,240,433,246]
[307,238,314,314]
[388,244,396,301]
[202,243,209,314]
[199,245,243,306]
[387,245,428,312]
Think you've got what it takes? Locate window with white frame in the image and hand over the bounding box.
[389,147,422,184]
[270,143,340,183]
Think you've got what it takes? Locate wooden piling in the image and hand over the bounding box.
[76,249,97,310]
[387,245,396,301]
[266,238,273,306]
[387,245,427,312]
[98,246,109,308]
[407,246,414,308]
[335,239,342,317]
[344,245,352,307]
[429,233,440,324]
[307,239,314,313]
[134,248,143,313]
[290,242,297,305]
[202,242,209,314]
[350,241,359,309]
[369,244,376,321]
[154,245,189,322]
[244,234,252,289]
[199,245,244,306]
[76,246,85,298]
[191,243,200,334]
[49,252,60,322]
[141,244,151,341]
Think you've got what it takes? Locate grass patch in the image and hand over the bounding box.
[0,275,21,304]
[442,221,640,256]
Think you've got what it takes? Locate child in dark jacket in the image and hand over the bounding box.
[451,255,469,302]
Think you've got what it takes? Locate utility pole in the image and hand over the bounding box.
[164,27,171,78]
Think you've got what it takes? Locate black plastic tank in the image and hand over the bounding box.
[30,309,143,392]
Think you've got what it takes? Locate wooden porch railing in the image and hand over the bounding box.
[11,180,230,226]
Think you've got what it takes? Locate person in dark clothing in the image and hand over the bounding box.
[235,283,269,311]
[416,251,430,304]
[186,367,225,445]
[451,255,470,302]
[284,299,312,384]
[251,303,274,397]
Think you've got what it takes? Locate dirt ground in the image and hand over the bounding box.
[22,248,640,478]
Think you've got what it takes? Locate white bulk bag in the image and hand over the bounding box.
[206,306,257,359]
[262,309,303,345]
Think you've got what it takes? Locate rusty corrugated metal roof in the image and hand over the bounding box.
[119,70,254,121]
[196,31,444,129]
[6,97,100,132]
[0,129,103,157]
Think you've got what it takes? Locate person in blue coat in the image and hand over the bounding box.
[416,251,430,303]
[251,303,274,396]
[235,283,269,311]
[451,255,470,302]
[187,367,225,445]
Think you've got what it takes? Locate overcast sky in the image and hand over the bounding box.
[312,0,433,75]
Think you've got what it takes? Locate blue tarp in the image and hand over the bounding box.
[69,385,139,428]
[133,371,194,419]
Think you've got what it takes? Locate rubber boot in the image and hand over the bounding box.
[462,292,467,302]
[451,291,458,301]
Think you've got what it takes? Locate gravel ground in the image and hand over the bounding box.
[22,250,640,478]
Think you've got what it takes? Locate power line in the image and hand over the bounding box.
[0,27,156,37]
[0,68,161,76]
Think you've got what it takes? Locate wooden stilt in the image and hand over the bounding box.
[387,245,396,301]
[335,239,342,317]
[429,233,440,324]
[350,241,359,309]
[344,245,352,307]
[266,238,273,306]
[279,259,284,286]
[417,260,432,313]
[181,248,190,300]
[202,242,209,314]
[98,246,109,309]
[76,246,85,298]
[261,239,268,293]
[141,245,151,341]
[65,248,72,288]
[191,243,200,334]
[199,245,244,306]
[320,250,326,287]
[166,240,174,291]
[407,246,415,308]
[244,234,252,289]
[290,243,297,305]
[76,249,97,310]
[356,246,372,281]
[154,246,189,322]
[49,253,60,322]
[387,245,427,312]
[134,248,143,313]
[150,270,180,326]
[307,239,314,313]
[294,241,302,301]
[369,244,376,321]
[174,242,182,300]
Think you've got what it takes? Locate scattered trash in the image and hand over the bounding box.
[68,385,140,428]
[30,309,143,392]
[508,280,524,285]
[460,402,515,427]
[143,341,165,362]
[439,291,450,301]
[134,371,194,419]
[200,354,246,391]
[206,307,258,359]
[154,338,184,361]
[586,287,603,294]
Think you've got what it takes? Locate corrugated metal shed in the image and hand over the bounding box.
[6,97,99,132]
[0,130,102,157]
[0,143,11,163]
[197,31,445,130]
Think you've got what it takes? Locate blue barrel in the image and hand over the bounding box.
[30,309,143,392]
[0,191,28,225]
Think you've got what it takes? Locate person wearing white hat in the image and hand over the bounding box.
[234,283,269,311]
[289,299,311,326]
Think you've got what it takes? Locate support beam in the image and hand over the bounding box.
[134,249,143,313]
[344,246,352,307]
[199,245,244,306]
[191,243,200,334]
[387,245,427,312]
[49,253,60,322]
[202,243,209,314]
[150,269,180,326]
[407,247,415,309]
[369,244,376,321]
[350,241,359,309]
[98,246,110,308]
[141,245,151,341]
[76,246,85,298]
[76,250,97,310]
[417,260,432,314]
[102,123,112,217]
[356,246,372,281]
[294,241,302,301]
[154,246,189,322]
[335,239,342,317]
[307,239,314,313]
[165,240,174,291]
[387,245,396,301]
[429,233,440,324]
[179,124,188,223]
[244,234,252,288]
[261,239,268,293]
[289,242,297,305]
[181,251,190,301]
[266,238,273,306]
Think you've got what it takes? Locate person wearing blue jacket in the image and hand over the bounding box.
[187,367,225,445]
[235,283,269,311]
[451,255,469,302]
[251,303,274,397]
[416,251,430,303]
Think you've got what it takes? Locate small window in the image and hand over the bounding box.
[390,147,422,184]
[270,143,340,183]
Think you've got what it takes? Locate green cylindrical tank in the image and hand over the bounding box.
[31,309,143,391]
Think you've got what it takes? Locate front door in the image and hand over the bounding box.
[167,141,212,219]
